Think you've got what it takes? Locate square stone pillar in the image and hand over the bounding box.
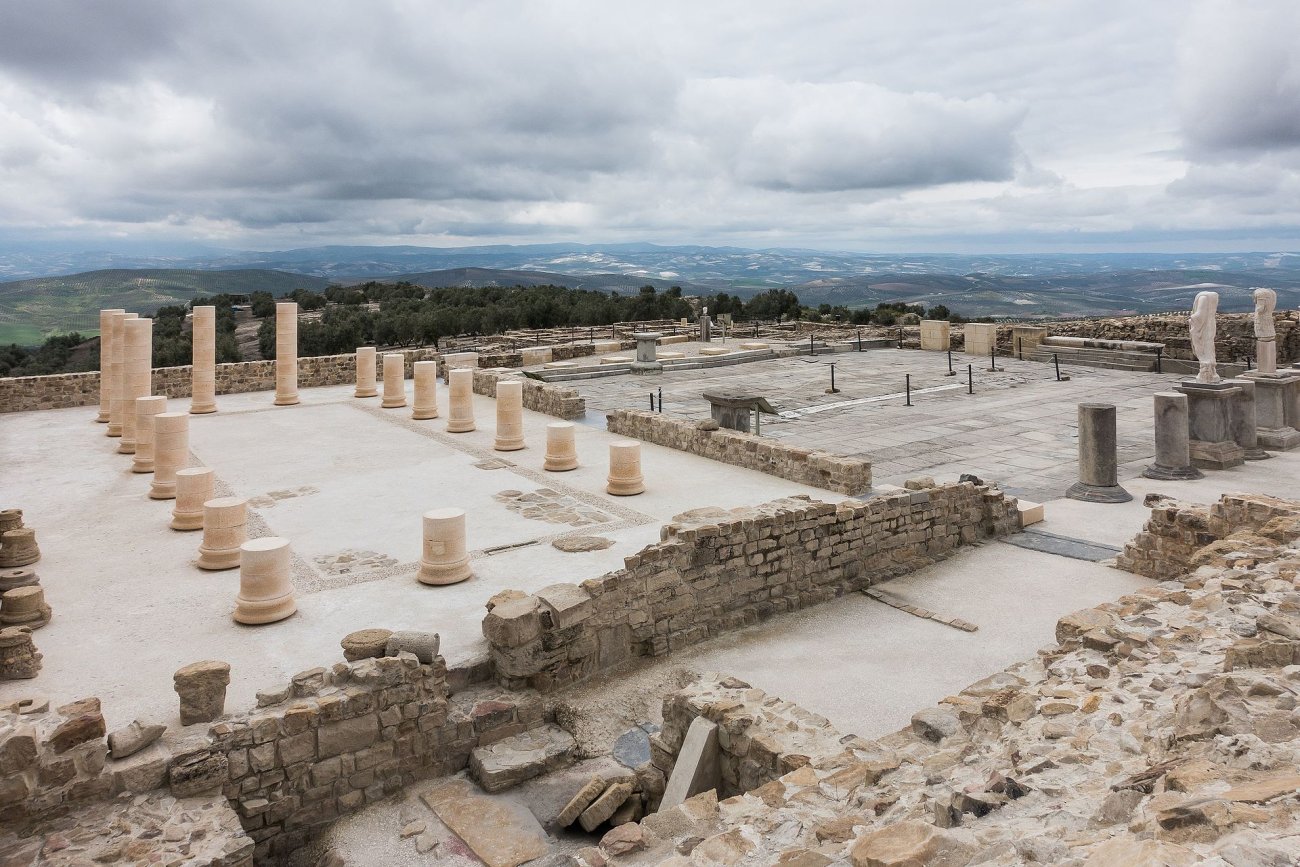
[919,320,950,351]
[1242,371,1300,450]
[1011,326,1049,358]
[1174,380,1246,469]
[963,323,997,357]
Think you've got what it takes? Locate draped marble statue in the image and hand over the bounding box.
[1189,290,1221,384]
[1253,287,1277,375]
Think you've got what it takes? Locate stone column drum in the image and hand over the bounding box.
[96,308,125,422]
[494,380,525,450]
[0,511,21,536]
[1143,392,1203,481]
[173,660,230,725]
[446,368,476,433]
[0,530,39,568]
[412,360,439,419]
[149,412,189,499]
[1226,378,1269,460]
[274,302,299,406]
[382,353,407,408]
[607,441,645,496]
[630,332,663,374]
[0,585,51,629]
[190,305,217,414]
[117,316,153,454]
[1065,403,1131,503]
[417,508,472,585]
[106,311,137,437]
[233,537,297,624]
[171,467,215,531]
[354,347,378,398]
[131,395,168,473]
[197,497,247,570]
[544,422,579,471]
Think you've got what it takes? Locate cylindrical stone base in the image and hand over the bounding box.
[494,380,525,451]
[172,467,215,531]
[0,511,21,536]
[234,537,297,625]
[118,317,153,454]
[417,508,472,585]
[0,529,40,568]
[412,360,439,419]
[96,308,125,423]
[1143,392,1203,481]
[0,585,51,629]
[131,395,168,473]
[149,412,189,499]
[1227,378,1270,460]
[107,312,138,437]
[607,441,645,496]
[382,353,407,408]
[191,305,217,414]
[0,568,38,594]
[274,302,299,406]
[446,368,476,433]
[197,498,247,570]
[1065,403,1131,503]
[354,347,378,398]
[544,422,579,471]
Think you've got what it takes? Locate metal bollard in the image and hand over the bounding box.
[905,374,912,406]
[967,364,974,394]
[946,349,955,376]
[1054,353,1061,381]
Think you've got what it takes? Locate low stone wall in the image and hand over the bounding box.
[482,486,1021,693]
[1117,491,1300,581]
[0,349,441,414]
[471,369,586,420]
[477,342,600,369]
[606,409,871,494]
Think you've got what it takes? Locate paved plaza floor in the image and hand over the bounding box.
[569,343,1177,503]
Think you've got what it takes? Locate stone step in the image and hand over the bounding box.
[1028,346,1156,372]
[469,724,577,793]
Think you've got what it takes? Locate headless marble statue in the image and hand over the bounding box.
[1189,290,1221,384]
[1254,287,1277,375]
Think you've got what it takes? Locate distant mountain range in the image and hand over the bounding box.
[2,243,1299,344]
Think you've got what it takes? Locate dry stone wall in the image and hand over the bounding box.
[606,409,872,494]
[483,486,1021,693]
[472,369,586,420]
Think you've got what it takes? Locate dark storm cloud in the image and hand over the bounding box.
[0,1,184,85]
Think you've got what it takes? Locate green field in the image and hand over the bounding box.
[0,268,330,346]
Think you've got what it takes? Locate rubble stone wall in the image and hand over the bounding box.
[471,369,586,419]
[483,487,1021,693]
[605,409,872,494]
[1117,492,1300,581]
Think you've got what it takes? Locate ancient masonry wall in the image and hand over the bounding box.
[482,486,1021,693]
[471,369,586,420]
[1116,492,1300,581]
[606,409,872,495]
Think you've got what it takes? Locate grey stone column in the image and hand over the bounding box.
[1226,378,1270,460]
[1143,392,1203,480]
[1066,403,1132,503]
[630,332,663,375]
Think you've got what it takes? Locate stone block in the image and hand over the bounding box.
[469,724,576,793]
[1016,500,1044,527]
[536,583,593,629]
[579,780,634,832]
[169,747,228,797]
[661,716,721,810]
[920,320,950,351]
[482,597,542,648]
[317,714,378,758]
[111,742,171,794]
[173,661,230,726]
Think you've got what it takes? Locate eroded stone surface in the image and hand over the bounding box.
[469,724,576,793]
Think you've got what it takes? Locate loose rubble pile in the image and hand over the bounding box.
[584,492,1300,865]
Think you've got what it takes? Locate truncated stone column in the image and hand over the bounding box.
[117,316,153,453]
[107,311,137,437]
[190,305,217,414]
[171,467,214,531]
[544,422,578,471]
[234,537,297,624]
[1175,381,1246,469]
[412,360,439,419]
[607,441,645,496]
[198,497,247,570]
[96,308,124,422]
[382,353,407,408]
[131,396,168,473]
[0,529,40,568]
[173,660,230,725]
[274,302,299,406]
[494,379,525,450]
[1065,403,1131,503]
[149,412,189,499]
[1226,378,1269,460]
[630,332,663,374]
[1143,392,1203,481]
[417,508,472,585]
[446,368,476,433]
[354,346,378,398]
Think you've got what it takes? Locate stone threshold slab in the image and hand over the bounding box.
[998,529,1122,562]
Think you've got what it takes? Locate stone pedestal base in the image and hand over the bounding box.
[1243,372,1300,451]
[1175,381,1246,469]
[629,362,663,374]
[234,537,297,625]
[417,509,472,585]
[607,442,645,496]
[1142,463,1204,481]
[1065,481,1132,503]
[544,422,579,471]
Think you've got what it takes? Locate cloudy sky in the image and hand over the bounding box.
[1,0,1298,252]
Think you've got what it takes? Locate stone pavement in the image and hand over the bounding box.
[570,346,1175,503]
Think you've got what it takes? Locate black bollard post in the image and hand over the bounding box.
[809,334,815,357]
[1054,353,1061,381]
[1156,346,1162,374]
[1016,337,1022,361]
[898,327,904,349]
[946,349,955,376]
[968,364,974,394]
[988,344,998,372]
[857,328,862,352]
[828,363,838,393]
[905,374,912,406]
[657,387,663,413]
[649,392,655,411]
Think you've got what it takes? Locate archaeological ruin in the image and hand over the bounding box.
[4,299,1300,865]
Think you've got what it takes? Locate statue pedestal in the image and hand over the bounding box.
[1242,372,1300,450]
[630,332,663,375]
[1174,381,1246,469]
